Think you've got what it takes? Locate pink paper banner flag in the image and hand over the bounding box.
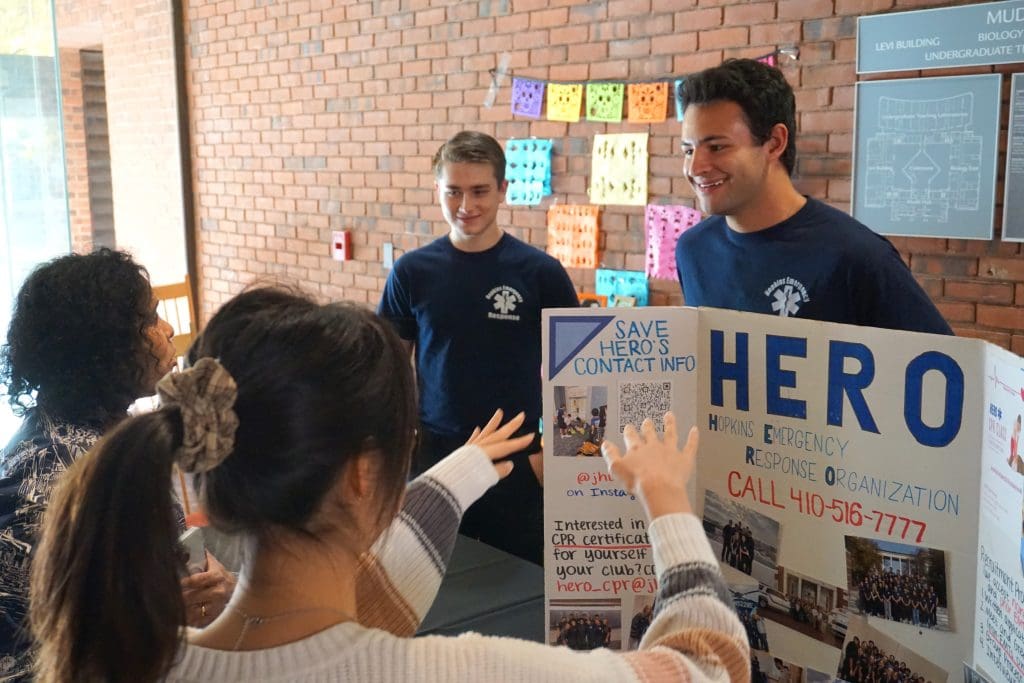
[757,53,777,67]
[644,204,703,280]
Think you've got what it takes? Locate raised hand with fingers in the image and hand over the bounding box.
[465,409,534,480]
[600,411,697,521]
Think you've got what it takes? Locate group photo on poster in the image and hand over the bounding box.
[552,385,607,457]
[548,599,621,651]
[701,489,781,584]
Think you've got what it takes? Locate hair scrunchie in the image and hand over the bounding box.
[156,357,239,473]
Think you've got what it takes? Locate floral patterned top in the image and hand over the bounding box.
[0,410,102,682]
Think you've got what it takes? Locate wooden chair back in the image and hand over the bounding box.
[151,275,197,366]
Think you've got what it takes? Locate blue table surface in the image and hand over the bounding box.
[417,534,545,642]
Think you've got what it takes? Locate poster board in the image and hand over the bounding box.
[543,306,1024,683]
[542,308,698,651]
[851,74,1000,240]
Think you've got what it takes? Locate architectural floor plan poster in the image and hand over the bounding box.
[852,74,1000,240]
[542,306,1024,683]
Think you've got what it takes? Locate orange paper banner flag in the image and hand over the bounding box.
[627,82,668,123]
[547,205,600,269]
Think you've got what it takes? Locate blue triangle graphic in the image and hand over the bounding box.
[549,315,615,380]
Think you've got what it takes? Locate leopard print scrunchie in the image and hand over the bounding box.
[156,357,239,473]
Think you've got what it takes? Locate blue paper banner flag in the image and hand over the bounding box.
[505,138,553,206]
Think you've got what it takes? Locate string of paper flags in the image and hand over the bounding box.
[497,47,800,305]
[494,47,798,123]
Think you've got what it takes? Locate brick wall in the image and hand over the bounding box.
[183,0,1023,349]
[59,47,93,254]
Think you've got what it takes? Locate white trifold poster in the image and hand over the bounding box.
[542,306,1024,683]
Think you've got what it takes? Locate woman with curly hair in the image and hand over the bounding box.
[0,249,224,681]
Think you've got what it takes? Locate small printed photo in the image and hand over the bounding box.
[612,295,637,307]
[1008,413,1023,474]
[836,615,946,683]
[625,594,654,651]
[751,652,803,683]
[548,598,621,651]
[702,489,781,586]
[843,535,950,631]
[737,566,849,648]
[729,582,770,653]
[578,292,608,308]
[963,661,993,683]
[553,385,607,457]
[803,669,843,683]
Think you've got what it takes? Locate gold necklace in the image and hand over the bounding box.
[230,603,356,651]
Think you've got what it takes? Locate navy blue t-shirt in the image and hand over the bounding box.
[378,233,579,438]
[675,198,952,335]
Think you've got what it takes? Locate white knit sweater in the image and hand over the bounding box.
[164,448,749,682]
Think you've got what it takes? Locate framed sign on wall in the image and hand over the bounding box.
[851,74,1001,240]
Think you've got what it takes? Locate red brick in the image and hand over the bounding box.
[569,43,609,62]
[801,110,853,134]
[802,63,856,88]
[673,50,724,74]
[550,25,589,45]
[699,27,748,50]
[980,257,1024,280]
[652,33,697,55]
[674,7,722,31]
[750,21,801,46]
[529,8,568,28]
[910,255,978,277]
[836,0,894,13]
[779,0,833,20]
[608,0,652,18]
[724,2,775,25]
[945,280,1015,304]
[937,301,975,324]
[628,13,674,38]
[978,305,1024,331]
[609,38,651,59]
[590,60,630,80]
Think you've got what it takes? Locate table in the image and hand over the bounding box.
[417,534,545,642]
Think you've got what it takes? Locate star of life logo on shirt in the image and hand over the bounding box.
[486,285,523,321]
[764,277,809,317]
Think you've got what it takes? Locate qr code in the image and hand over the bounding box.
[618,381,672,433]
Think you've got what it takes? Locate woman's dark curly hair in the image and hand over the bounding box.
[0,248,157,426]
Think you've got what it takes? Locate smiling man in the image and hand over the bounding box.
[377,131,578,564]
[674,59,951,335]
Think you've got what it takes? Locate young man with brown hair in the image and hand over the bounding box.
[378,131,578,564]
[675,59,951,335]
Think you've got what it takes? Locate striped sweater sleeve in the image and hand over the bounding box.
[355,444,497,635]
[623,513,750,682]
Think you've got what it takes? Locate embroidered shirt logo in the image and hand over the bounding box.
[486,285,523,321]
[764,278,809,318]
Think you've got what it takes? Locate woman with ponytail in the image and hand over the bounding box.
[31,287,749,683]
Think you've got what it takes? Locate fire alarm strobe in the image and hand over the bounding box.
[331,230,352,261]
